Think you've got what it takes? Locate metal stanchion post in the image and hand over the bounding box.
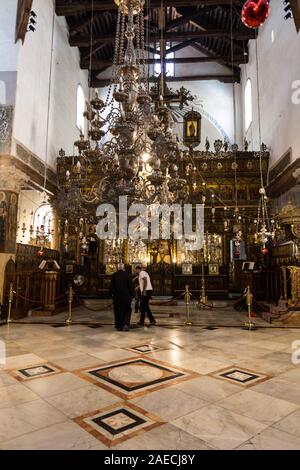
[7,283,14,324]
[197,263,206,309]
[184,285,193,326]
[66,285,73,325]
[244,285,256,330]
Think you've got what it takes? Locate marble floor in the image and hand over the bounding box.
[13,299,281,327]
[0,320,300,450]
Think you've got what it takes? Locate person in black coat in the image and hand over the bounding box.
[109,264,135,331]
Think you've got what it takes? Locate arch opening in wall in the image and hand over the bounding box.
[244,78,252,132]
[76,84,85,132]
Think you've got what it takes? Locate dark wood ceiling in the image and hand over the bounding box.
[55,0,256,86]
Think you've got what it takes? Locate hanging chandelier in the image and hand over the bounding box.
[63,0,186,206]
[254,187,275,253]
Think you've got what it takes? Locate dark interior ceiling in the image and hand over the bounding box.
[55,0,257,87]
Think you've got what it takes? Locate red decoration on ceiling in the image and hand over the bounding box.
[241,0,270,29]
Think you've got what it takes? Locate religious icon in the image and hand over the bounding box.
[182,263,193,275]
[208,263,219,275]
[187,120,197,138]
[183,110,201,147]
[65,264,74,274]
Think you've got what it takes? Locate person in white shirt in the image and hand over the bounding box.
[135,265,156,326]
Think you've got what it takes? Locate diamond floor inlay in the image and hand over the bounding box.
[9,363,63,381]
[74,402,164,447]
[1,320,299,450]
[76,358,198,399]
[125,344,165,354]
[212,366,270,387]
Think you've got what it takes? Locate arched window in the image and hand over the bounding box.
[244,78,252,132]
[154,43,175,77]
[34,204,53,242]
[76,84,85,132]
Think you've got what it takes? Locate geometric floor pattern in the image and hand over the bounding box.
[1,318,300,450]
[125,344,165,354]
[74,403,164,447]
[8,362,64,382]
[212,366,271,387]
[75,357,198,399]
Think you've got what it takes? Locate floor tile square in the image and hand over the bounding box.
[24,372,90,398]
[273,409,300,438]
[172,404,267,450]
[115,423,213,450]
[74,402,164,447]
[236,427,300,450]
[125,344,165,354]
[9,362,64,381]
[212,366,270,387]
[76,357,198,399]
[0,421,102,450]
[217,389,299,425]
[1,354,47,371]
[46,384,120,418]
[0,399,66,442]
[0,383,39,409]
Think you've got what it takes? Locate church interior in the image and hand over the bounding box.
[0,0,300,452]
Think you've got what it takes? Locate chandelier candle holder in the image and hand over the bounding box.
[254,187,275,253]
[197,263,210,310]
[58,0,187,207]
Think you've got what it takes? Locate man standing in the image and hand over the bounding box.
[135,265,156,326]
[110,264,134,331]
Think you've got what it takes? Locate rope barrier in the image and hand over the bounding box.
[150,291,185,305]
[72,292,113,312]
[80,300,113,312]
[15,291,68,304]
[16,294,43,306]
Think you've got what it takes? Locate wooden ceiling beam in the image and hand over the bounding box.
[56,0,242,16]
[191,42,242,74]
[178,7,250,55]
[69,14,99,36]
[165,9,212,31]
[167,39,202,54]
[81,55,247,69]
[290,0,300,31]
[15,0,33,43]
[91,73,239,87]
[81,43,110,62]
[70,29,255,47]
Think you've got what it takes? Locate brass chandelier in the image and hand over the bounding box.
[62,0,187,206]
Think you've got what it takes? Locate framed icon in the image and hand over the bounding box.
[182,263,193,275]
[208,263,219,275]
[183,110,201,147]
[65,264,74,274]
[106,263,116,275]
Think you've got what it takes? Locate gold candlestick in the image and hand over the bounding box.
[184,285,193,326]
[66,285,74,325]
[244,285,256,330]
[197,263,209,310]
[7,283,14,324]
